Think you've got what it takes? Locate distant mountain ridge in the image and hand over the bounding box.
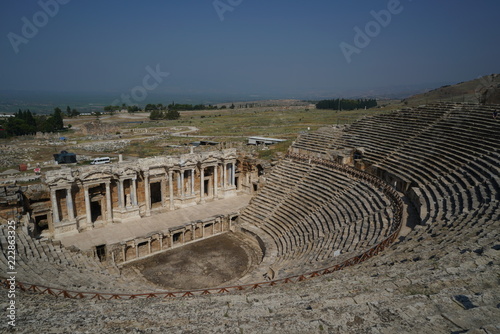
[1,74,499,114]
[402,74,500,106]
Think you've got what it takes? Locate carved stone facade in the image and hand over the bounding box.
[43,149,255,237]
[111,213,237,264]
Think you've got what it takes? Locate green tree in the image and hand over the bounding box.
[149,110,162,120]
[165,110,180,120]
[145,104,157,111]
[127,105,140,113]
[53,107,64,129]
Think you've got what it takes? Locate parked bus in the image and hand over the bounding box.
[90,157,111,165]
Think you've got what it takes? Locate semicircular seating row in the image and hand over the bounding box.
[239,156,400,279]
[240,103,500,280]
[0,226,162,293]
[292,102,500,226]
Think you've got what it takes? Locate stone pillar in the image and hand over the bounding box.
[200,166,205,203]
[168,170,174,210]
[144,171,151,216]
[118,179,124,209]
[213,165,218,198]
[180,170,185,198]
[231,162,236,187]
[161,177,167,207]
[190,169,195,195]
[51,189,60,225]
[66,187,74,221]
[131,177,138,206]
[105,181,113,222]
[84,185,92,226]
[176,171,181,197]
[222,163,227,189]
[122,245,126,263]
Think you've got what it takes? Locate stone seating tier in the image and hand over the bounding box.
[0,227,162,293]
[239,156,398,278]
[292,103,500,229]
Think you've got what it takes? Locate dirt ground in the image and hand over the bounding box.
[126,233,256,290]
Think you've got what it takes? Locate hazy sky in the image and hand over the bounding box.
[1,0,500,99]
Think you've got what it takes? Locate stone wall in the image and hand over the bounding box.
[37,149,258,237]
[107,213,237,265]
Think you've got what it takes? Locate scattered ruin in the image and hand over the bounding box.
[79,120,121,136]
[0,102,499,333]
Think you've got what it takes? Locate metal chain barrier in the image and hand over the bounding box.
[1,154,404,300]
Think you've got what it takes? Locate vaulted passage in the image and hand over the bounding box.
[150,182,161,205]
[90,199,102,223]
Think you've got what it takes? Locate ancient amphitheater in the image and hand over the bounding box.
[1,102,499,333]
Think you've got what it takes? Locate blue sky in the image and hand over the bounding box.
[1,0,500,100]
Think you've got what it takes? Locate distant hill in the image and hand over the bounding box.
[402,74,500,106]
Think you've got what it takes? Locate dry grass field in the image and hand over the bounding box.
[0,101,396,173]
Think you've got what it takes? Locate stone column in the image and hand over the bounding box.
[190,169,195,195]
[168,170,174,210]
[105,181,113,222]
[176,171,181,197]
[231,162,236,187]
[84,185,92,226]
[161,177,167,207]
[51,189,60,225]
[200,166,205,203]
[213,165,218,198]
[66,187,74,221]
[118,179,124,209]
[222,163,227,189]
[144,171,151,216]
[122,245,127,263]
[180,170,185,198]
[131,177,138,206]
